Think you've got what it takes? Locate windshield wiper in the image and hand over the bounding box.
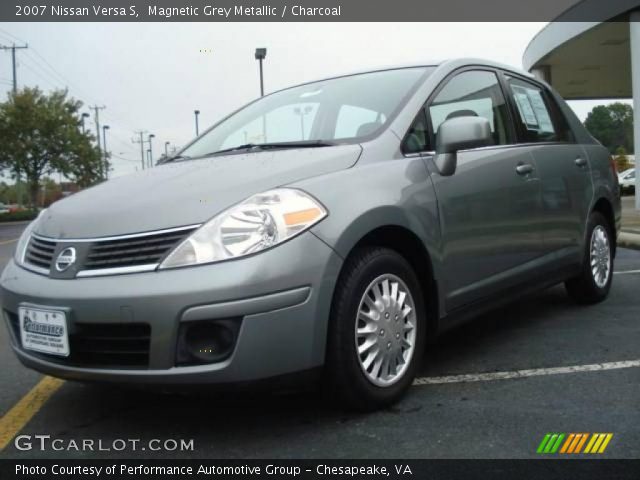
[206,140,336,157]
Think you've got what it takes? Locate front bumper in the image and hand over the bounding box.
[1,232,342,385]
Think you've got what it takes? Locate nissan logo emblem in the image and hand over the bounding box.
[55,247,77,272]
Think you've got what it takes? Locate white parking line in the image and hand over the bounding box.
[614,270,640,275]
[413,359,640,386]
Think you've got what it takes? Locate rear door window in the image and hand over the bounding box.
[504,76,573,143]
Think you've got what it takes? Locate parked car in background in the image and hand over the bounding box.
[7,204,27,213]
[2,59,621,410]
[0,203,10,214]
[618,168,636,194]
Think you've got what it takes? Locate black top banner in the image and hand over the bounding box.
[1,0,640,22]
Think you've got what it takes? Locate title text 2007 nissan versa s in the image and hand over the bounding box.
[2,59,620,410]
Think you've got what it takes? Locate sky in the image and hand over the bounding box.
[0,22,632,179]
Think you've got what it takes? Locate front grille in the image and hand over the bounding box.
[25,236,56,270]
[22,225,197,276]
[83,228,193,270]
[7,312,151,368]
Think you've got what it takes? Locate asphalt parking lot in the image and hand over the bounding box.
[0,222,638,459]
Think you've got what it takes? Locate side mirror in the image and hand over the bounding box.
[434,116,493,176]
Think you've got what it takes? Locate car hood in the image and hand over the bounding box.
[36,145,361,239]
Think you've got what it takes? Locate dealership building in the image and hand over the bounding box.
[523,1,640,208]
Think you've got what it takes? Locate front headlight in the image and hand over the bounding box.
[159,188,327,269]
[14,210,46,266]
[14,223,34,266]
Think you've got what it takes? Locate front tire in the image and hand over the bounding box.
[565,211,614,304]
[325,247,426,411]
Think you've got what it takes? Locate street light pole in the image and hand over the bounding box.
[194,110,200,136]
[148,134,155,168]
[102,125,110,179]
[81,112,90,134]
[255,48,267,97]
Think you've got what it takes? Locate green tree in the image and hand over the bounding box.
[0,87,102,207]
[0,181,18,204]
[613,146,632,172]
[584,102,634,154]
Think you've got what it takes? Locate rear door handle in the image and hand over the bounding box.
[516,163,534,175]
[575,157,587,167]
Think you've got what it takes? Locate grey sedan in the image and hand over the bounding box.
[2,58,620,409]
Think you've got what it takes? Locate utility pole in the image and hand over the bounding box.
[132,131,147,170]
[0,43,28,94]
[102,125,110,179]
[1,43,28,206]
[89,105,106,179]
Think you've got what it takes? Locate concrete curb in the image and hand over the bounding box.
[619,231,640,251]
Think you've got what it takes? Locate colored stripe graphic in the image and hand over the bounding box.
[550,434,565,453]
[585,433,614,454]
[560,434,575,453]
[574,433,589,453]
[584,434,599,453]
[597,434,613,453]
[537,434,552,454]
[537,433,565,454]
[539,433,614,454]
[567,434,582,453]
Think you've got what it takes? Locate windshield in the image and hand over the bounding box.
[180,67,433,158]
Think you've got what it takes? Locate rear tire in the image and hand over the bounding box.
[325,247,426,411]
[565,211,613,304]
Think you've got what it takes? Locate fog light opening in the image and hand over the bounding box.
[176,319,241,366]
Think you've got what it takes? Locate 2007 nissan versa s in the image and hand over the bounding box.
[2,59,620,410]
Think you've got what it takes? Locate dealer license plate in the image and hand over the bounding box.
[19,306,69,357]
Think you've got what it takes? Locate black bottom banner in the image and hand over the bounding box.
[3,459,640,480]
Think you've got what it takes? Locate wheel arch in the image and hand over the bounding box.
[333,223,440,338]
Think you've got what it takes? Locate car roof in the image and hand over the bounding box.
[341,58,535,78]
[267,58,536,98]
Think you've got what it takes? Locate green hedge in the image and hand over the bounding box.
[0,210,38,222]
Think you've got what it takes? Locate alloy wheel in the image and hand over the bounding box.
[590,225,611,288]
[355,274,417,387]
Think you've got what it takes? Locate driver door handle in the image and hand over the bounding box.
[575,157,587,167]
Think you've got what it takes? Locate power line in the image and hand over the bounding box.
[110,153,139,163]
[13,54,139,160]
[14,55,59,90]
[0,28,158,178]
[0,28,139,135]
[0,27,25,44]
